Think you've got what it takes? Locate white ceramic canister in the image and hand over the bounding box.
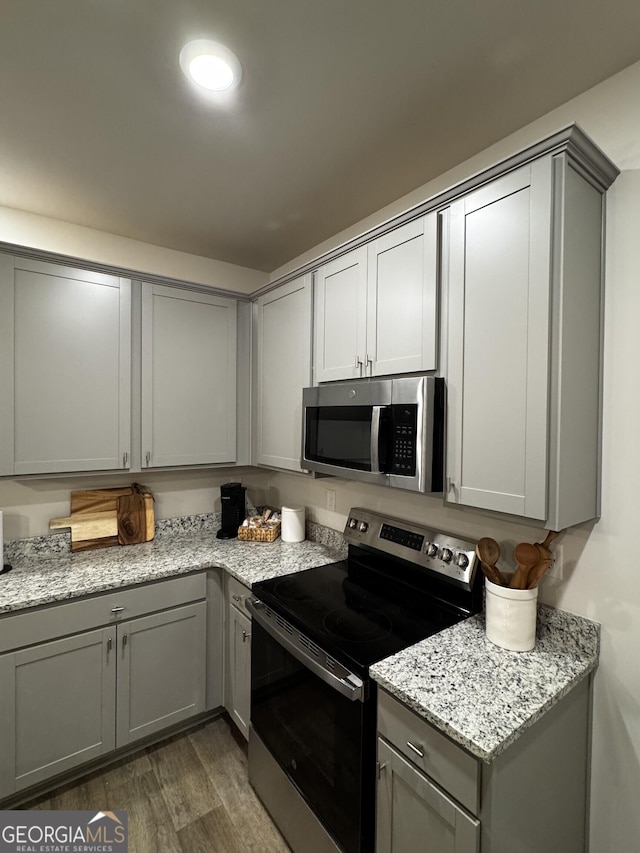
[281,505,305,543]
[485,577,538,652]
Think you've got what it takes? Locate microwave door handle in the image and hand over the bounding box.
[371,405,384,473]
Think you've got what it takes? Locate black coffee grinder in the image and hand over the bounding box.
[216,482,246,539]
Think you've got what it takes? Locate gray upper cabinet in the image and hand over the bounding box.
[314,246,367,382]
[445,145,613,529]
[314,215,438,382]
[141,283,237,468]
[0,256,131,476]
[366,215,438,377]
[255,274,312,471]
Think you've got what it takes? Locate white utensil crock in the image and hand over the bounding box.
[281,505,305,543]
[485,577,538,652]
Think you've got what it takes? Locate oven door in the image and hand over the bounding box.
[248,599,375,853]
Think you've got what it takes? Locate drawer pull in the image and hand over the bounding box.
[406,740,425,759]
[111,606,125,614]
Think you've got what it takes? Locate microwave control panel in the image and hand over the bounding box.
[389,405,417,476]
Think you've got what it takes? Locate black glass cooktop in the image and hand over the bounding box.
[252,556,467,674]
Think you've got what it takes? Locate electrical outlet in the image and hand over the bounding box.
[547,543,564,580]
[326,489,336,512]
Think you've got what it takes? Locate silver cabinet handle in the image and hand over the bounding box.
[123,451,128,468]
[406,740,425,759]
[107,638,113,654]
[242,630,251,642]
[145,451,151,466]
[354,355,363,370]
[232,594,242,602]
[122,633,128,649]
[377,761,388,779]
[365,353,373,374]
[111,606,125,614]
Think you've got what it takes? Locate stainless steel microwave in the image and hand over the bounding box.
[302,376,444,493]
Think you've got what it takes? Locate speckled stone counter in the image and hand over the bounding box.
[371,605,599,763]
[0,522,347,614]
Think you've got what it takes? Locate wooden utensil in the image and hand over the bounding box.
[538,530,561,550]
[527,553,554,588]
[117,484,155,545]
[476,538,507,586]
[511,542,539,589]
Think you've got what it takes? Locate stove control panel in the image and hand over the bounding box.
[345,508,479,589]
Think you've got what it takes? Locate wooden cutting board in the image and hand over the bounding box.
[50,486,154,551]
[117,491,155,545]
[49,510,120,551]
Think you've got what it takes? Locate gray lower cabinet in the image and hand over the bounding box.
[377,682,591,853]
[377,739,479,853]
[224,576,252,740]
[0,575,208,802]
[0,627,117,797]
[115,602,206,747]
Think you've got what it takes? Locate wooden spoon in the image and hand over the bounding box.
[476,538,507,586]
[511,542,539,589]
[538,530,561,550]
[527,554,554,588]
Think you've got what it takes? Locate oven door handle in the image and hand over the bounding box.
[246,597,365,703]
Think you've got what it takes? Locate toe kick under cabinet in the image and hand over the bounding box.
[376,680,591,853]
[0,574,208,802]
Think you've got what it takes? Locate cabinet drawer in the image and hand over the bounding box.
[227,576,252,617]
[378,689,480,814]
[0,573,207,654]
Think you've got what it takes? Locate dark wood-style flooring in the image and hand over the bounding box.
[22,717,291,853]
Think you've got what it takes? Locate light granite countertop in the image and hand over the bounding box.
[1,520,599,766]
[0,528,346,614]
[370,604,600,763]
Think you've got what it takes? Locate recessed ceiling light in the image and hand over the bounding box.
[179,40,242,93]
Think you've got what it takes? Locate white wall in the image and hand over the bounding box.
[0,206,268,295]
[265,59,640,853]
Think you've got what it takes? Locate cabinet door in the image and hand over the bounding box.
[314,247,367,382]
[0,627,116,799]
[376,739,479,853]
[367,215,438,376]
[0,257,131,475]
[445,160,552,519]
[141,284,237,467]
[226,604,252,740]
[116,602,206,747]
[256,274,312,471]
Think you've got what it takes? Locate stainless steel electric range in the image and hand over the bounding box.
[247,508,482,853]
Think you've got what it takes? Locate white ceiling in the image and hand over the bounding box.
[1,1,639,273]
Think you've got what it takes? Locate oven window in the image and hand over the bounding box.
[305,406,373,471]
[251,620,369,853]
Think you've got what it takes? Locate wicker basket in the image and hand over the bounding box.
[237,521,281,542]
